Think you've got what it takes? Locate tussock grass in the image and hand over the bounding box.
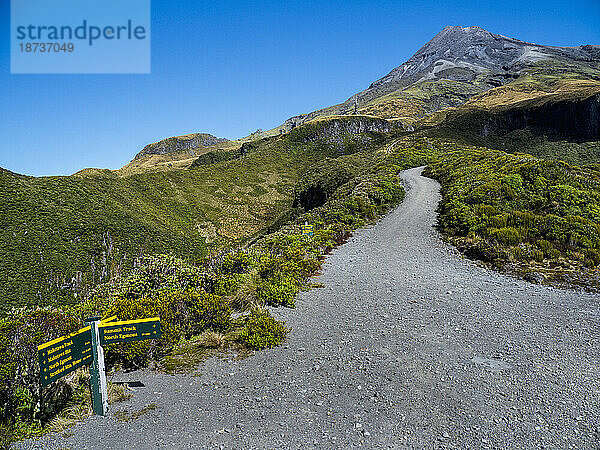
[196,330,226,348]
[108,382,132,405]
[44,370,131,435]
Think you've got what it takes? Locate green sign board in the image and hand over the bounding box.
[99,317,161,345]
[38,326,92,387]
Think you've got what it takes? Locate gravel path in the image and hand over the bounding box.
[20,167,600,449]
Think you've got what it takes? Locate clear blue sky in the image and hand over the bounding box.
[1,0,599,176]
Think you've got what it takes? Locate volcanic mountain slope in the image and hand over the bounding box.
[2,26,599,312]
[269,26,600,132]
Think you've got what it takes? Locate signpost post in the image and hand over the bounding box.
[37,315,161,416]
[85,317,109,416]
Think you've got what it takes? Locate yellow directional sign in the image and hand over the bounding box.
[99,317,161,345]
[38,326,92,387]
[301,224,314,236]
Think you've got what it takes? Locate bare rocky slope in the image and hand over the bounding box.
[21,168,599,449]
[360,26,598,102]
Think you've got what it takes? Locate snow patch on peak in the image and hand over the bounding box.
[517,46,551,63]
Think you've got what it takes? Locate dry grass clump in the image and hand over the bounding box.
[196,330,226,348]
[114,404,158,422]
[108,382,133,405]
[227,276,260,311]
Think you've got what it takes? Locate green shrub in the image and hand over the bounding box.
[479,205,498,217]
[536,239,554,257]
[238,310,288,350]
[189,291,231,333]
[501,173,524,199]
[0,422,15,448]
[212,273,245,296]
[103,288,232,368]
[257,276,299,307]
[220,251,254,275]
[0,310,80,426]
[490,227,521,246]
[530,249,544,262]
[509,246,523,261]
[488,214,507,228]
[427,141,600,273]
[443,203,478,234]
[584,249,600,267]
[103,291,184,367]
[115,255,207,300]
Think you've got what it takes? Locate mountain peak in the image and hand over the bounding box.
[363,25,598,96]
[434,25,495,42]
[441,25,487,33]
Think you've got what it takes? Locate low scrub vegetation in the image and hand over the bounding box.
[5,133,597,444]
[425,141,600,284]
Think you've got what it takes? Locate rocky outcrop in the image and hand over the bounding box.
[289,116,398,143]
[438,91,600,143]
[136,133,229,159]
[479,94,600,140]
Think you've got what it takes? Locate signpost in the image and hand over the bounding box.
[37,315,161,416]
[301,222,314,236]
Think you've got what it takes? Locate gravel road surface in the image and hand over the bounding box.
[20,167,600,449]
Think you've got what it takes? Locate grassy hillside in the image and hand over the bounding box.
[0,117,390,314]
[4,73,598,313]
[116,140,240,176]
[357,78,487,119]
[1,134,429,445]
[316,58,600,132]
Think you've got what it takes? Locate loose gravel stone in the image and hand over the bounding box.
[18,167,600,449]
